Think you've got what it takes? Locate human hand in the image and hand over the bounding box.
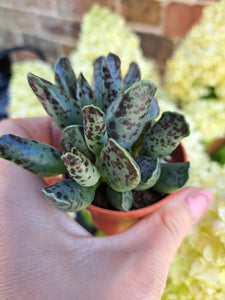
[0,117,213,300]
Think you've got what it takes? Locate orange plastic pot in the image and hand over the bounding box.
[87,143,188,235]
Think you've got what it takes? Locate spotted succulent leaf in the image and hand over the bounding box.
[99,138,140,192]
[148,97,160,121]
[106,80,157,149]
[0,134,66,176]
[134,157,161,191]
[28,73,82,130]
[83,105,108,156]
[123,62,141,90]
[54,56,77,101]
[77,73,95,108]
[61,148,100,187]
[153,162,190,194]
[62,125,94,161]
[102,53,122,112]
[43,178,96,212]
[106,186,133,211]
[142,112,190,158]
[92,56,105,109]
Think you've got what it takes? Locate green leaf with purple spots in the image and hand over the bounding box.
[92,56,105,109]
[123,62,141,90]
[99,139,141,192]
[61,148,100,187]
[142,111,190,158]
[83,105,108,156]
[28,73,82,130]
[106,186,133,211]
[153,162,190,194]
[54,56,77,101]
[77,73,95,108]
[134,157,161,191]
[43,178,96,212]
[62,125,94,161]
[102,53,122,112]
[105,80,157,149]
[0,134,67,176]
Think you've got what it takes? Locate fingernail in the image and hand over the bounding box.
[185,189,213,223]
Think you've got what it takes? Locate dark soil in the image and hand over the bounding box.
[93,183,166,210]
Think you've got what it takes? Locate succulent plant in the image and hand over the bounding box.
[0,53,190,212]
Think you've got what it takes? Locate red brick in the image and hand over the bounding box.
[121,0,161,25]
[57,0,116,18]
[137,32,174,66]
[0,8,39,34]
[164,3,204,38]
[40,16,80,40]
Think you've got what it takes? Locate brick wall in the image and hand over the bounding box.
[0,0,219,73]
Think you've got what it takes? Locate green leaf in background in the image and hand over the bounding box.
[106,185,133,211]
[92,56,105,109]
[61,148,100,187]
[43,178,96,212]
[54,56,77,101]
[62,125,95,161]
[0,134,66,176]
[148,97,160,121]
[153,162,190,194]
[99,138,141,192]
[106,80,157,149]
[28,73,82,130]
[83,105,108,156]
[123,62,141,90]
[77,73,95,108]
[134,157,161,191]
[142,112,190,158]
[101,53,122,112]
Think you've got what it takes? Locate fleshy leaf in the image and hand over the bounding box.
[99,138,141,192]
[134,157,161,191]
[77,73,95,108]
[142,112,190,158]
[0,134,66,176]
[61,149,100,187]
[102,53,122,112]
[28,73,82,130]
[148,97,160,121]
[83,105,108,156]
[123,62,141,90]
[43,178,96,212]
[92,56,105,109]
[62,125,94,161]
[106,185,133,211]
[153,162,190,194]
[106,80,157,149]
[54,56,77,101]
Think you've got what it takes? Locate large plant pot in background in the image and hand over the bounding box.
[87,143,187,235]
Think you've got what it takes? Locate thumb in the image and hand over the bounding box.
[117,187,213,299]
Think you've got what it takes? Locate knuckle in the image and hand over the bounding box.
[158,208,186,248]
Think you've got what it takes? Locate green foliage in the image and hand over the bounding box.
[0,53,190,211]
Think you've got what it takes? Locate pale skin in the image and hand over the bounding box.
[0,117,213,300]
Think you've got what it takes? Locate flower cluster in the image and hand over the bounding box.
[159,100,225,300]
[9,60,53,118]
[165,0,225,144]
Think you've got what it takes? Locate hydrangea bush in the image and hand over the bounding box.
[165,0,225,144]
[9,60,53,118]
[159,100,225,300]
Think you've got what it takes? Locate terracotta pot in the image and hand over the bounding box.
[87,143,188,235]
